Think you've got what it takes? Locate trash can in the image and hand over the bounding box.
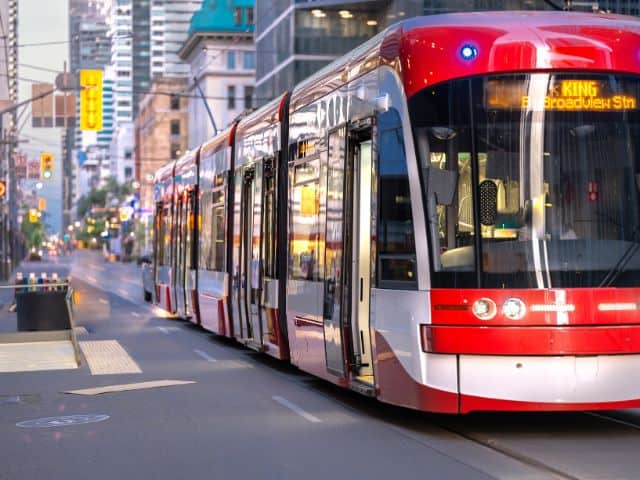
[16,290,71,331]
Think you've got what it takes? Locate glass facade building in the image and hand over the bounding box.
[255,0,640,106]
[132,0,151,118]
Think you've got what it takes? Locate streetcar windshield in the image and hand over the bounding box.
[410,73,640,288]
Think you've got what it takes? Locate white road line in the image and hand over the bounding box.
[131,312,140,317]
[272,396,322,423]
[99,298,108,305]
[193,349,217,362]
[156,326,181,334]
[117,288,130,297]
[87,276,97,283]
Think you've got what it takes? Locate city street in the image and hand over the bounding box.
[1,251,640,479]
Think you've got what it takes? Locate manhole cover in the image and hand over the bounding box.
[16,414,109,428]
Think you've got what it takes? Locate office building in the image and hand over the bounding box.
[134,77,188,211]
[179,0,255,148]
[151,1,201,78]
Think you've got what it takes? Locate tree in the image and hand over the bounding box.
[21,218,45,249]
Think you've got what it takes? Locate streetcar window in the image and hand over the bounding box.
[376,108,417,289]
[161,206,171,267]
[199,177,226,272]
[186,192,197,270]
[154,205,164,266]
[410,73,640,288]
[262,165,277,279]
[289,159,324,281]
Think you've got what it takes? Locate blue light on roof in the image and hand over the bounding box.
[460,44,478,61]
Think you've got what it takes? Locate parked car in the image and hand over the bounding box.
[28,248,43,261]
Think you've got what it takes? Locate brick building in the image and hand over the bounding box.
[134,77,189,212]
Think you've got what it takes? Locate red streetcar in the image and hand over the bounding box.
[150,11,640,412]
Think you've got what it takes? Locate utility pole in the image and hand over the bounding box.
[0,87,56,279]
[193,76,218,136]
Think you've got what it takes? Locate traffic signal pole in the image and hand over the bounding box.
[0,87,56,279]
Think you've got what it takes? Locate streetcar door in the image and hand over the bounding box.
[323,127,347,377]
[348,123,374,382]
[175,194,187,317]
[184,190,196,318]
[235,167,259,344]
[248,163,264,349]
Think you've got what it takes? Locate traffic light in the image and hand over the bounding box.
[28,209,38,223]
[79,69,103,131]
[40,152,53,180]
[38,197,47,211]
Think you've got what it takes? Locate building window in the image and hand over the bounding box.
[227,85,236,109]
[170,143,181,159]
[246,7,254,25]
[226,51,235,70]
[243,51,255,69]
[170,119,180,135]
[124,167,132,178]
[170,95,180,110]
[244,86,254,110]
[233,7,242,25]
[124,149,132,159]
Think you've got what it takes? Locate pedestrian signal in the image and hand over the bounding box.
[29,209,38,223]
[80,69,103,131]
[40,152,53,179]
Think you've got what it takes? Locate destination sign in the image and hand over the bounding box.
[486,79,638,111]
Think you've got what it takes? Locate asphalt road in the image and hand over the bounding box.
[2,250,640,479]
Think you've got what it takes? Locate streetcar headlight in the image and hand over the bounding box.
[472,298,497,320]
[460,44,478,60]
[502,298,526,320]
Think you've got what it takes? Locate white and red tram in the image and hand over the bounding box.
[150,11,640,412]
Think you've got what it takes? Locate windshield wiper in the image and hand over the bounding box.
[599,225,640,287]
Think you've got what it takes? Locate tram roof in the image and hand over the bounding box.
[290,11,640,105]
[154,160,175,184]
[174,149,198,177]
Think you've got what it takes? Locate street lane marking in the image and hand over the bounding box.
[117,289,130,297]
[73,326,88,336]
[193,349,216,362]
[272,396,322,423]
[64,379,196,396]
[87,276,97,283]
[79,340,142,375]
[98,298,108,305]
[131,312,140,317]
[156,326,180,334]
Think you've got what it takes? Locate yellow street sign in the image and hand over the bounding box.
[0,180,6,198]
[80,70,103,131]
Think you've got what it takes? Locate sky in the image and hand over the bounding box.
[18,0,69,234]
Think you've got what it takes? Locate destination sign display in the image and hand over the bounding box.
[486,78,638,111]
